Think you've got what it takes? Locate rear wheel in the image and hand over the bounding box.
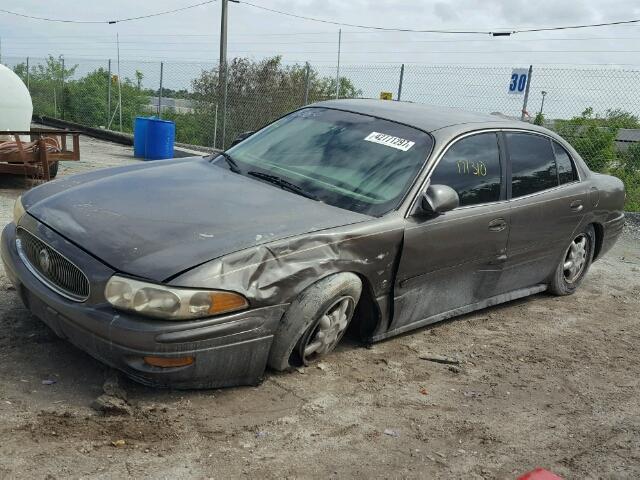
[549,225,595,296]
[268,273,362,371]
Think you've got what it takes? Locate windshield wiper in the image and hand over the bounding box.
[215,151,241,173]
[247,171,319,201]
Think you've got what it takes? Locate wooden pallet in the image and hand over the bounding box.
[0,129,81,181]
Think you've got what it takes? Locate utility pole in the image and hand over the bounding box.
[107,59,111,127]
[335,29,341,99]
[117,33,123,132]
[219,0,229,149]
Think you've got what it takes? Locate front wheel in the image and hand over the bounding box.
[268,273,362,371]
[549,224,595,296]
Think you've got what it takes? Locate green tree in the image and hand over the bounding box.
[13,55,78,118]
[555,107,640,211]
[63,68,147,131]
[13,58,148,132]
[621,142,640,174]
[555,108,618,172]
[190,56,362,147]
[135,70,144,90]
[602,109,639,129]
[533,112,545,126]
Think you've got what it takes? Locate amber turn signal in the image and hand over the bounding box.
[143,356,194,368]
[208,291,248,314]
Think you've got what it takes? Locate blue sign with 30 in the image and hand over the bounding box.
[508,68,528,94]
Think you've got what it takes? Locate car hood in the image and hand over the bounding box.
[25,158,370,282]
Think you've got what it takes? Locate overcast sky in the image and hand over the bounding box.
[1,0,640,67]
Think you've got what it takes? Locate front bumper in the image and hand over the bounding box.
[1,220,286,389]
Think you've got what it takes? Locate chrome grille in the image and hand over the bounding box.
[16,228,90,301]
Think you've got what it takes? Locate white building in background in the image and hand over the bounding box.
[146,97,195,114]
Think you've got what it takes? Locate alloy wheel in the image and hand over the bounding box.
[563,233,589,283]
[297,296,355,364]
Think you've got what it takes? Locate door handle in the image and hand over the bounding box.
[570,200,584,212]
[488,218,507,232]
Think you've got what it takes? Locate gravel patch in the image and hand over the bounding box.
[624,211,640,240]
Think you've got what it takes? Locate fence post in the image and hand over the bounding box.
[158,61,164,118]
[61,56,65,119]
[107,59,111,127]
[397,63,405,101]
[26,57,30,91]
[303,62,310,105]
[520,65,533,121]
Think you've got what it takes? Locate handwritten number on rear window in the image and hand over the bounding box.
[456,160,487,176]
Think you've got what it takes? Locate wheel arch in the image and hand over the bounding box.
[288,269,384,343]
[346,272,383,342]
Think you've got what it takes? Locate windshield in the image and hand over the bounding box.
[224,107,434,216]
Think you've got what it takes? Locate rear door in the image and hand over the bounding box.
[496,132,587,293]
[391,132,510,331]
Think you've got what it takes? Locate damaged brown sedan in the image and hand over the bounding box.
[1,99,626,388]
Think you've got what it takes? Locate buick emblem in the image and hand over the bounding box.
[38,249,51,274]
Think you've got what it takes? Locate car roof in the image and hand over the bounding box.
[311,98,513,133]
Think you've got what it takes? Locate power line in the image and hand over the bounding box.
[517,19,640,33]
[6,36,640,47]
[238,2,640,36]
[3,1,640,36]
[238,2,491,34]
[0,1,217,24]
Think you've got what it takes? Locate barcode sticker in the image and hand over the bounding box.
[364,132,415,151]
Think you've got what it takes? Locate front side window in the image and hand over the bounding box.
[429,133,502,207]
[507,133,558,198]
[225,108,434,216]
[552,141,578,184]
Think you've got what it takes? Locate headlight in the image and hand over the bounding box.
[13,196,25,224]
[105,275,248,320]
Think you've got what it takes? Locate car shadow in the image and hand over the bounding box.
[349,292,547,347]
[0,284,549,407]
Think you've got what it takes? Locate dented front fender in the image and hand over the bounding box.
[168,216,406,312]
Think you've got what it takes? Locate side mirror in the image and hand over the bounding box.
[230,131,255,147]
[420,184,459,215]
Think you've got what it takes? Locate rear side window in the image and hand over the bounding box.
[552,141,577,184]
[429,133,502,207]
[507,133,558,198]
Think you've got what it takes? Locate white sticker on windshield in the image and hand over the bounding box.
[364,132,415,151]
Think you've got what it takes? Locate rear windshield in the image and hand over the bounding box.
[225,107,434,216]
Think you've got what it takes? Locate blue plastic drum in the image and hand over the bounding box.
[144,118,176,160]
[133,116,150,158]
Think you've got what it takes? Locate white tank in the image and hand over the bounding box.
[0,63,33,135]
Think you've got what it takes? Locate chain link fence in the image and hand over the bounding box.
[3,56,639,210]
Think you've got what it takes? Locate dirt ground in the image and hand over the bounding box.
[0,137,639,479]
